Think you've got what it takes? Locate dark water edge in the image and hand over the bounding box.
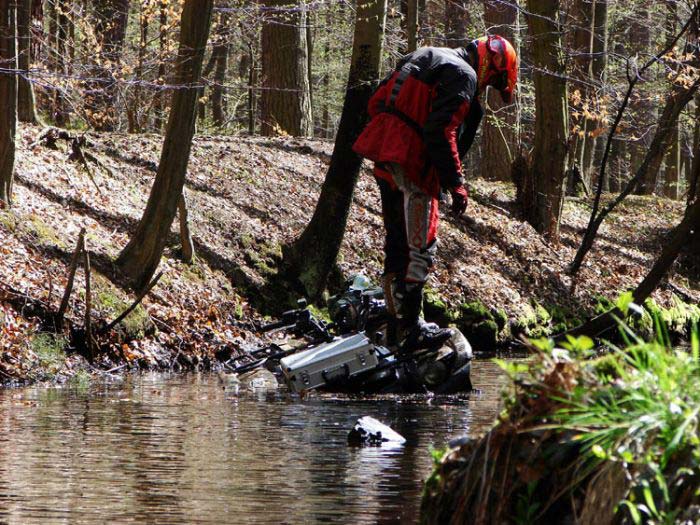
[0,361,507,524]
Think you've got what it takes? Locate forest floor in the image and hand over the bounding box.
[1,123,698,384]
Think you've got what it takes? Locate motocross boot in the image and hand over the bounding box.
[394,282,453,354]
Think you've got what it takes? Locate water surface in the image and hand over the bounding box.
[0,361,506,524]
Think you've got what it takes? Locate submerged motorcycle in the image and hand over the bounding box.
[228,276,473,395]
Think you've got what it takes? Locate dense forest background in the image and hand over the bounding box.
[6,0,695,198]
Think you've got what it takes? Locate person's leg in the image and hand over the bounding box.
[388,166,452,352]
[377,172,409,346]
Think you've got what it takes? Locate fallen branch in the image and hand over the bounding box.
[99,271,163,335]
[56,228,86,326]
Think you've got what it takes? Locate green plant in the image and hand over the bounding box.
[68,369,91,389]
[32,333,67,372]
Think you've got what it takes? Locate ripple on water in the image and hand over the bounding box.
[0,361,507,524]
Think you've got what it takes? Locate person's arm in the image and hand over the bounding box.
[457,98,483,158]
[423,65,476,189]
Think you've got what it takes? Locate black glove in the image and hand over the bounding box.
[449,184,468,217]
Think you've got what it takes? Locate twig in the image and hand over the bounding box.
[103,363,128,374]
[83,246,94,360]
[56,228,86,326]
[99,272,163,335]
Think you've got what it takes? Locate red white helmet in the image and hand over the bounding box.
[471,35,518,103]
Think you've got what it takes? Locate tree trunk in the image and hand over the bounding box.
[128,5,149,134]
[47,0,68,126]
[584,0,609,180]
[260,0,313,137]
[211,18,229,128]
[152,0,168,132]
[524,0,569,241]
[689,95,700,204]
[445,0,467,47]
[247,41,257,135]
[636,79,700,195]
[16,0,37,124]
[574,197,700,338]
[116,0,213,290]
[285,0,388,299]
[406,0,418,52]
[663,0,680,199]
[0,0,16,206]
[481,0,518,181]
[87,0,129,131]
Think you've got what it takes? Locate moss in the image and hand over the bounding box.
[424,289,459,326]
[68,369,91,390]
[239,233,255,250]
[593,294,615,316]
[32,333,67,372]
[93,277,152,339]
[182,262,207,284]
[643,296,700,340]
[25,213,65,248]
[460,301,493,324]
[0,210,17,232]
[493,309,508,331]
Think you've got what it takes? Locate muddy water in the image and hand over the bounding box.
[0,361,507,524]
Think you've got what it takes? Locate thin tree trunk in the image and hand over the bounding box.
[211,15,229,128]
[152,0,168,132]
[406,0,418,52]
[260,0,313,137]
[247,41,257,134]
[636,79,700,195]
[16,0,37,124]
[568,0,594,187]
[663,0,680,199]
[116,0,213,290]
[689,95,700,204]
[444,0,467,47]
[0,0,16,206]
[286,0,388,299]
[571,197,700,338]
[128,5,149,134]
[87,0,129,131]
[523,0,569,241]
[584,0,609,181]
[481,0,518,182]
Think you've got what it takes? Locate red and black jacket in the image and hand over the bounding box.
[353,46,482,197]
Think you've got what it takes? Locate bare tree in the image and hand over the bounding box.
[260,0,313,136]
[521,0,569,240]
[16,0,37,123]
[0,0,16,206]
[481,0,518,182]
[117,0,213,290]
[284,0,388,299]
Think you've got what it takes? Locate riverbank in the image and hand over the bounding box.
[1,124,698,383]
[421,322,700,524]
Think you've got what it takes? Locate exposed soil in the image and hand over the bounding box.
[1,124,697,383]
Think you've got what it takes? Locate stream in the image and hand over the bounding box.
[0,361,507,524]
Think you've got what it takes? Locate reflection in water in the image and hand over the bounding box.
[0,361,506,524]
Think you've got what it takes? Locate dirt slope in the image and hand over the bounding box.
[1,124,697,382]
